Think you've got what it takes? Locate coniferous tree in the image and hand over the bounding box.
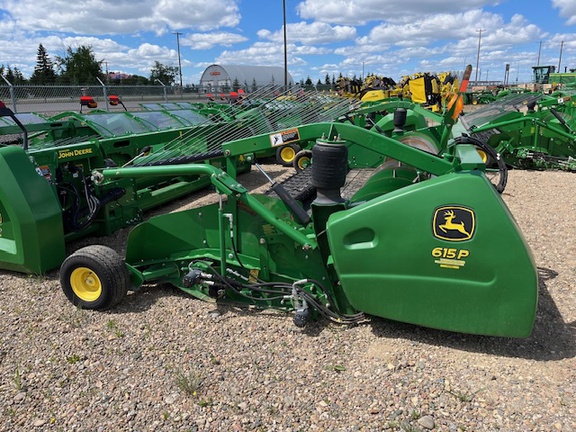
[12,67,26,84]
[30,44,57,84]
[1,65,26,84]
[4,66,15,83]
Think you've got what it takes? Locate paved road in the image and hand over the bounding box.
[6,94,212,115]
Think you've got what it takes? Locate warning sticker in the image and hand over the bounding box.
[270,128,300,147]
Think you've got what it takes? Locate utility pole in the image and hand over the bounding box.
[475,28,485,83]
[558,40,564,72]
[173,31,183,92]
[283,0,288,89]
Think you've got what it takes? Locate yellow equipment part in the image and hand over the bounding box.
[409,77,427,104]
[361,90,390,102]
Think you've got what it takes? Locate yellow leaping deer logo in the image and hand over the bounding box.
[433,206,475,241]
[439,210,470,237]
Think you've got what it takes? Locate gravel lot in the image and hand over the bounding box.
[1,166,575,431]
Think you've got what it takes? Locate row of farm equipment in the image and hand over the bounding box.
[337,70,461,113]
[1,67,575,338]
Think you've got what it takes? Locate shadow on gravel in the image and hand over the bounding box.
[111,283,187,313]
[368,267,576,361]
[95,265,574,361]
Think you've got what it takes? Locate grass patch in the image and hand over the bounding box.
[174,368,204,397]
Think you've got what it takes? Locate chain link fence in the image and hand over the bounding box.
[0,81,207,114]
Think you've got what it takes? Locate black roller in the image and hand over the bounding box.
[311,140,348,204]
[393,108,407,133]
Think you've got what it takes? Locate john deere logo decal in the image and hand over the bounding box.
[433,206,475,242]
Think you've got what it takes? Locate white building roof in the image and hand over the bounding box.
[200,64,294,88]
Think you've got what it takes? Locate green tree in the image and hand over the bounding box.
[251,78,257,92]
[232,77,240,91]
[116,74,149,85]
[324,73,330,86]
[150,61,178,85]
[1,65,27,84]
[1,65,20,82]
[305,76,312,85]
[30,44,57,84]
[56,45,104,85]
[12,67,26,84]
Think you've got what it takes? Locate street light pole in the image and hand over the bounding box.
[475,28,485,83]
[104,61,109,84]
[558,40,564,72]
[283,0,288,89]
[173,31,183,92]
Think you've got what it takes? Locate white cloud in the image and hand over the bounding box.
[216,42,307,67]
[0,0,569,85]
[1,0,240,34]
[296,0,501,25]
[552,0,576,25]
[343,10,546,72]
[183,32,248,50]
[258,21,356,44]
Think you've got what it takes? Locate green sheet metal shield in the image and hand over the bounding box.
[326,171,538,338]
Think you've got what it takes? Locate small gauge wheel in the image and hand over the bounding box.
[293,150,313,173]
[276,144,301,166]
[60,245,130,310]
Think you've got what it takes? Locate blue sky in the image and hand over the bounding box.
[1,0,575,85]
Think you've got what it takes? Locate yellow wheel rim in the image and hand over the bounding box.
[280,146,296,163]
[297,156,311,170]
[70,267,102,302]
[476,148,488,163]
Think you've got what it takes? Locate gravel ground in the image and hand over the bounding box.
[1,166,575,432]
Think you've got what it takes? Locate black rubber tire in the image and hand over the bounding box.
[293,150,312,173]
[60,245,130,310]
[275,144,301,166]
[454,136,508,194]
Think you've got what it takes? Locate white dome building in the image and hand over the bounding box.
[199,64,294,92]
